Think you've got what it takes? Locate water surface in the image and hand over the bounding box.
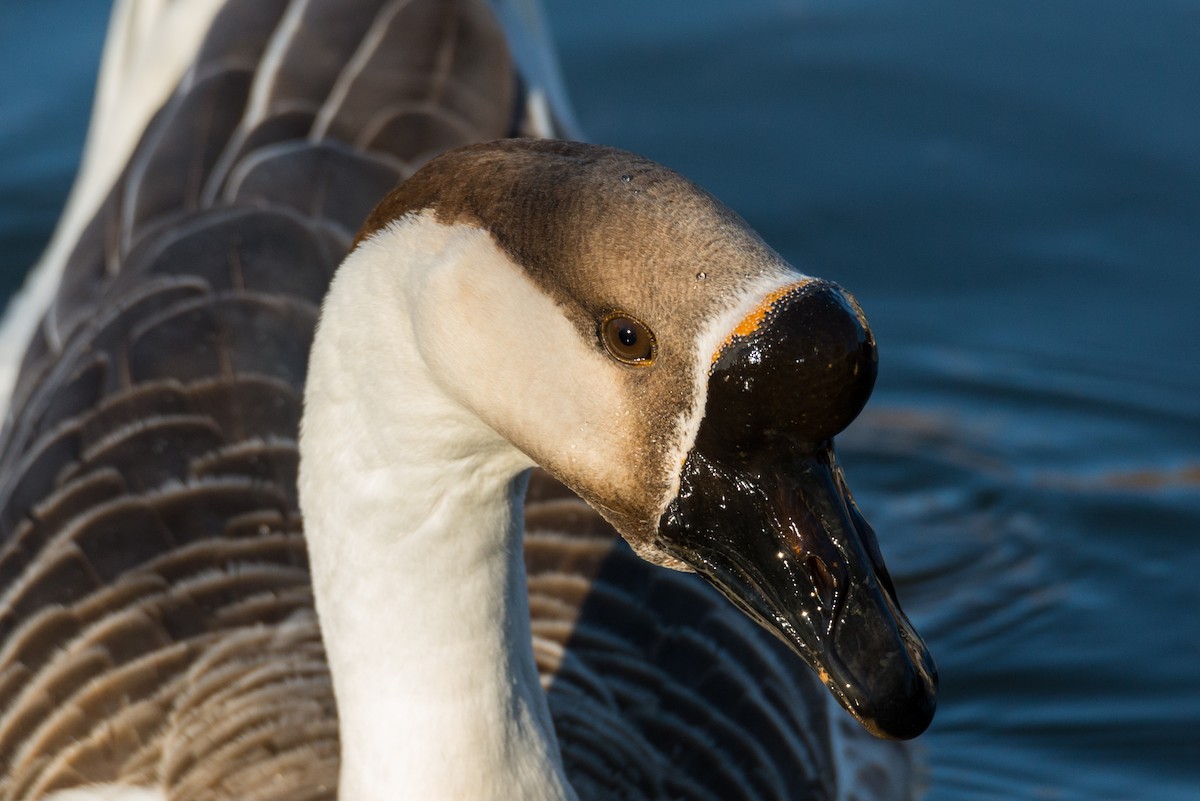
[3,0,1199,798]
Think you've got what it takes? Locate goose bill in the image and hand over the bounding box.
[658,439,936,740]
[656,280,937,740]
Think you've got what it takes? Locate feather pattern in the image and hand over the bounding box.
[0,0,915,798]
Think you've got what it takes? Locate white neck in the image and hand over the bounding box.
[299,219,577,801]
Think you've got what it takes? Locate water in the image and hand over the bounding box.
[0,0,112,295]
[3,0,1199,798]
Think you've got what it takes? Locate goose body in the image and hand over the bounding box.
[0,1,933,800]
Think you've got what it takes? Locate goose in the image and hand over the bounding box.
[0,0,936,800]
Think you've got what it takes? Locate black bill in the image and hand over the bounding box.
[657,279,937,739]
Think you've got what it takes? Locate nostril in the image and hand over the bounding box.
[806,554,837,611]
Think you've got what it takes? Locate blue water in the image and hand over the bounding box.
[0,0,112,293]
[3,0,1199,798]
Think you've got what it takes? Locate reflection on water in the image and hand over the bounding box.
[4,0,1199,797]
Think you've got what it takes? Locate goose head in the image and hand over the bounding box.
[349,138,937,740]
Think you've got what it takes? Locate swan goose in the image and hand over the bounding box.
[0,0,935,799]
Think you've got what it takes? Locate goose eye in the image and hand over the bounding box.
[601,313,656,365]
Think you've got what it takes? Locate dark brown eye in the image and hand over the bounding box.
[601,313,656,365]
